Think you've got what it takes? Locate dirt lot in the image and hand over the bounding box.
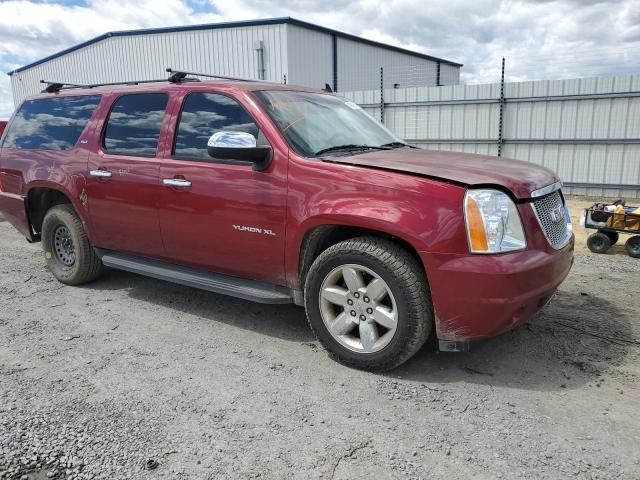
[1,198,639,480]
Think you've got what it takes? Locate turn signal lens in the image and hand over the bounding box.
[465,196,489,251]
[464,189,526,254]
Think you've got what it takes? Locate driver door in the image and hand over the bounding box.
[157,91,288,285]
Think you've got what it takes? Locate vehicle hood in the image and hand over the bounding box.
[326,148,559,200]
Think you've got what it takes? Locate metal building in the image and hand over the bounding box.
[8,17,462,107]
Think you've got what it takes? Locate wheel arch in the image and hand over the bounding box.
[26,185,86,239]
[297,223,426,290]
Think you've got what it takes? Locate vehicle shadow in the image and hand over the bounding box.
[392,290,635,391]
[85,269,634,392]
[83,268,313,343]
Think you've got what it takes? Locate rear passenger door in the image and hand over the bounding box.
[157,91,288,285]
[86,92,169,258]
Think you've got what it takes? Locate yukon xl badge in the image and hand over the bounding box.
[232,225,276,236]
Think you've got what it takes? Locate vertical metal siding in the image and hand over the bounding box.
[9,24,288,106]
[438,64,460,86]
[336,37,444,92]
[343,74,640,197]
[286,25,333,89]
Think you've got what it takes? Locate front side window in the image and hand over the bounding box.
[3,95,101,150]
[173,92,260,161]
[103,93,168,157]
[253,90,402,158]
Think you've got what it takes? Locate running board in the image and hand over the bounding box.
[96,250,294,304]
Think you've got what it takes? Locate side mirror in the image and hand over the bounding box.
[207,131,272,171]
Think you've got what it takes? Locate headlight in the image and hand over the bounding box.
[464,189,526,253]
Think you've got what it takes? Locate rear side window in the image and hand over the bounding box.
[173,92,259,161]
[103,93,168,157]
[3,95,101,150]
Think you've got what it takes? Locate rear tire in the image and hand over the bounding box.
[41,204,103,285]
[626,236,640,258]
[587,232,611,254]
[599,230,619,246]
[304,237,433,371]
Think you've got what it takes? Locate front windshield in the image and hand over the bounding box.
[253,90,403,158]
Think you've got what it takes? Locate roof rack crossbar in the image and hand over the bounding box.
[39,74,201,93]
[166,67,254,83]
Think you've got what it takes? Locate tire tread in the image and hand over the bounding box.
[42,204,103,285]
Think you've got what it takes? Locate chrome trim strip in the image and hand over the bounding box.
[531,180,563,198]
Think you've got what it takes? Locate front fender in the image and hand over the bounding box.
[284,155,468,289]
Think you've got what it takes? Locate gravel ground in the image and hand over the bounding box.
[1,213,639,480]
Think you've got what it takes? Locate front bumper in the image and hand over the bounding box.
[421,235,574,342]
[0,192,33,241]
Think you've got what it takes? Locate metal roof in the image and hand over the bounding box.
[8,17,462,75]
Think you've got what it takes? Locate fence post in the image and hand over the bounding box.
[497,57,505,156]
[380,67,385,124]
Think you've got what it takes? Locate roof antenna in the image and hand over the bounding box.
[323,83,333,93]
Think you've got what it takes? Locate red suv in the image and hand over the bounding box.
[0,71,573,370]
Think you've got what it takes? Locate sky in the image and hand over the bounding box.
[0,0,639,119]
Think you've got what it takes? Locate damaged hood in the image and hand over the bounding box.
[326,148,559,199]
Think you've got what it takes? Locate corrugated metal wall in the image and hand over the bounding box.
[286,25,333,90]
[336,37,444,92]
[10,24,289,106]
[439,63,460,86]
[343,75,640,198]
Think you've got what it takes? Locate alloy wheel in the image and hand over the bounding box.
[319,263,398,353]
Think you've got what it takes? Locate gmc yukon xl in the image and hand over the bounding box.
[0,71,574,371]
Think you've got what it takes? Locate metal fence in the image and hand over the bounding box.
[342,73,640,198]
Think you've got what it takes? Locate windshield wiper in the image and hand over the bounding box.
[380,141,417,149]
[314,144,391,157]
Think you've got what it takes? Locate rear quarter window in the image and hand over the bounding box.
[2,95,101,150]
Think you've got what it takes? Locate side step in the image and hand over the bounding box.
[96,250,294,304]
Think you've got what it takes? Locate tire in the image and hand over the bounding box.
[41,204,103,285]
[626,236,640,258]
[587,232,611,254]
[598,229,619,246]
[304,237,433,371]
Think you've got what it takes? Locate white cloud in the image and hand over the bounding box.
[0,0,638,119]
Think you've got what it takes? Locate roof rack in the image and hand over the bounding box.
[39,67,266,94]
[39,70,202,93]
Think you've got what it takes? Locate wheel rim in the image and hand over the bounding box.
[53,225,76,266]
[629,239,640,255]
[591,236,605,250]
[319,263,398,354]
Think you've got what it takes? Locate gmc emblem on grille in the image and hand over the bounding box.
[550,206,564,223]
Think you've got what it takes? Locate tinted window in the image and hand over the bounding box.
[173,93,259,161]
[3,95,101,150]
[104,93,168,157]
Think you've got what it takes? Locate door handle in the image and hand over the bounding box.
[163,178,192,188]
[90,169,112,178]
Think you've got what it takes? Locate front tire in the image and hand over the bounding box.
[304,237,433,371]
[41,204,103,285]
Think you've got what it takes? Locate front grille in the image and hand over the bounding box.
[532,190,571,249]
